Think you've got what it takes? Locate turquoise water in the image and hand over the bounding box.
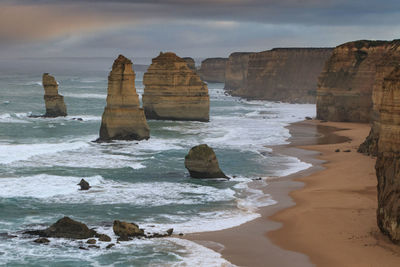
[0,58,315,266]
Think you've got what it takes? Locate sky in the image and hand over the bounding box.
[1,0,400,59]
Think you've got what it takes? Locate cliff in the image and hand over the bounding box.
[198,57,227,83]
[183,57,196,72]
[224,52,254,92]
[42,73,67,117]
[142,52,210,122]
[232,48,332,103]
[375,66,400,243]
[98,55,150,141]
[317,40,400,122]
[358,43,400,155]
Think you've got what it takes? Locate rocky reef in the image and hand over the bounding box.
[375,66,400,243]
[98,55,150,141]
[231,48,332,103]
[184,144,227,178]
[142,52,210,122]
[317,40,400,122]
[42,73,67,117]
[358,43,400,155]
[198,57,227,83]
[224,52,254,92]
[183,57,196,72]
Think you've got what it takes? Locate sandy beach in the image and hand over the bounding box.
[185,120,400,266]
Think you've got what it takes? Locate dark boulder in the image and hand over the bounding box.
[184,144,227,178]
[78,179,91,190]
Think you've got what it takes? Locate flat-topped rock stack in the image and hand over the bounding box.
[142,52,210,122]
[98,55,150,141]
[317,40,400,122]
[198,57,227,83]
[375,66,400,243]
[42,73,67,117]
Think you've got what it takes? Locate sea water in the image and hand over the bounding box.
[0,58,315,266]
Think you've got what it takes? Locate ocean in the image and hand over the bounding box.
[0,57,315,266]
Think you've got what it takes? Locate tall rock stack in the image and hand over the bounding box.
[98,55,150,141]
[375,66,400,243]
[142,52,210,122]
[224,52,254,92]
[358,43,400,155]
[233,48,332,103]
[198,58,227,83]
[317,40,400,122]
[42,73,67,117]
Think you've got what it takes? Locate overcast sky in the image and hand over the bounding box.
[1,0,399,59]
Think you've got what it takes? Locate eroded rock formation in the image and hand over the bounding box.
[375,66,400,243]
[98,55,150,141]
[42,73,67,117]
[142,52,209,122]
[317,40,400,122]
[184,144,227,178]
[198,57,227,83]
[232,48,332,103]
[224,52,254,92]
[183,57,196,72]
[358,43,400,155]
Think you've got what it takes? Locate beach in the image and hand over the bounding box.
[186,120,400,266]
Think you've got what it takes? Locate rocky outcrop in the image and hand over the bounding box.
[98,55,150,141]
[198,58,227,83]
[224,52,254,92]
[184,144,227,178]
[232,48,332,103]
[375,66,400,243]
[113,220,144,238]
[25,217,96,239]
[42,73,67,117]
[317,40,400,122]
[183,57,196,71]
[78,179,90,190]
[358,43,400,155]
[142,52,210,122]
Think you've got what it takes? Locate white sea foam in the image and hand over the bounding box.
[64,93,106,99]
[0,113,31,124]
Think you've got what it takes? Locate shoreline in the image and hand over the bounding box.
[184,120,352,267]
[184,120,400,266]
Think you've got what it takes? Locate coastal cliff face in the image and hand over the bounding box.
[232,48,332,103]
[198,58,227,83]
[142,52,210,122]
[183,57,196,72]
[42,73,67,117]
[375,66,400,243]
[224,52,254,91]
[317,40,400,122]
[358,43,400,155]
[98,55,150,141]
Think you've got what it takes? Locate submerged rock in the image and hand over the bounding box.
[184,144,227,178]
[113,220,145,238]
[142,52,210,122]
[33,237,50,244]
[98,55,150,141]
[42,73,67,117]
[96,233,112,242]
[25,217,96,239]
[78,179,90,190]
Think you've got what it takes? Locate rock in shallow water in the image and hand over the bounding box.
[113,220,145,238]
[78,179,90,190]
[184,144,227,179]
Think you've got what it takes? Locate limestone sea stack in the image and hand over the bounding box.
[317,40,400,122]
[184,144,227,179]
[42,73,67,117]
[183,57,196,72]
[142,52,210,122]
[358,43,400,155]
[375,66,400,243]
[224,52,254,92]
[232,48,332,103]
[98,55,150,141]
[198,58,228,83]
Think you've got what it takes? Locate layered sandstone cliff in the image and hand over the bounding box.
[42,73,67,117]
[98,55,150,141]
[224,52,254,92]
[198,58,227,83]
[232,48,332,103]
[375,66,400,243]
[317,40,400,122]
[358,43,400,155]
[183,57,196,72]
[142,52,210,122]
